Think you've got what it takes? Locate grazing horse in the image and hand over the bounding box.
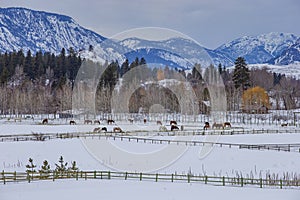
[223,122,231,128]
[157,120,162,125]
[113,127,123,133]
[212,122,223,129]
[94,120,101,125]
[128,119,134,124]
[84,120,93,124]
[42,118,48,125]
[170,120,177,125]
[107,119,115,125]
[93,127,101,133]
[203,122,210,130]
[281,123,288,127]
[101,127,107,132]
[69,120,76,125]
[171,125,179,131]
[93,127,107,133]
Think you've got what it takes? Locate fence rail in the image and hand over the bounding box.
[1,170,299,189]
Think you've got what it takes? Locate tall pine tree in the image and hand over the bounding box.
[232,57,250,90]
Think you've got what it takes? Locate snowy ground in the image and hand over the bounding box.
[1,120,300,200]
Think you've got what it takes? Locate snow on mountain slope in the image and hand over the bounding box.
[0,7,105,54]
[215,32,299,65]
[273,38,300,65]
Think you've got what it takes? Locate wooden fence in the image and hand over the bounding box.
[1,131,300,153]
[1,170,299,189]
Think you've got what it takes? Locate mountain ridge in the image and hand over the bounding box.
[0,7,299,68]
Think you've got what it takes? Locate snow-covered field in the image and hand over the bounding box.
[1,120,300,200]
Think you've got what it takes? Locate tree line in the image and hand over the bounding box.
[1,48,300,116]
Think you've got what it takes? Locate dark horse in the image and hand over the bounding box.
[69,120,76,125]
[94,120,101,125]
[203,122,210,130]
[143,119,147,124]
[113,127,123,133]
[42,118,48,125]
[170,120,177,125]
[107,119,115,125]
[157,120,162,125]
[171,125,179,131]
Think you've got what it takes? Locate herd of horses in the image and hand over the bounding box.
[42,117,235,132]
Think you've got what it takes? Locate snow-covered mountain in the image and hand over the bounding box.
[273,38,300,65]
[215,32,299,65]
[0,7,299,70]
[119,37,213,70]
[0,7,105,54]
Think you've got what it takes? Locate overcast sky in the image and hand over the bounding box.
[1,0,300,49]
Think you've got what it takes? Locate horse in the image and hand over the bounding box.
[157,120,162,125]
[69,120,76,125]
[107,119,115,125]
[171,125,179,131]
[170,120,177,125]
[93,127,107,133]
[128,119,134,124]
[212,122,223,129]
[94,120,101,125]
[203,122,210,130]
[42,118,48,125]
[113,127,123,133]
[143,119,147,124]
[84,119,92,124]
[281,123,288,127]
[101,127,107,132]
[223,122,231,128]
[93,127,101,133]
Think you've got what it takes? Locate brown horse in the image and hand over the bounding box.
[42,118,48,125]
[157,120,162,125]
[113,127,123,133]
[170,120,177,125]
[84,120,93,124]
[212,122,223,129]
[223,122,231,128]
[203,122,210,130]
[94,120,101,125]
[93,127,101,132]
[70,120,76,125]
[128,119,134,124]
[171,125,179,131]
[107,119,115,125]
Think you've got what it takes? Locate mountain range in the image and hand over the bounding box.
[0,7,299,69]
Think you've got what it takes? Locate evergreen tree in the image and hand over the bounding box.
[120,59,129,77]
[26,158,37,178]
[232,57,250,90]
[55,156,68,177]
[218,63,223,74]
[68,161,79,177]
[39,160,51,179]
[0,66,9,85]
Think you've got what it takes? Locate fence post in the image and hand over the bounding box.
[241,177,243,187]
[187,174,190,183]
[171,174,174,182]
[280,179,283,189]
[140,173,142,181]
[260,178,262,188]
[94,171,96,179]
[155,173,158,182]
[14,171,16,181]
[222,176,225,186]
[27,171,30,183]
[85,172,87,180]
[2,170,5,184]
[205,176,208,184]
[53,171,55,181]
[108,171,111,179]
[125,172,128,180]
[76,171,78,180]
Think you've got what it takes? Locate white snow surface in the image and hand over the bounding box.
[1,120,300,199]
